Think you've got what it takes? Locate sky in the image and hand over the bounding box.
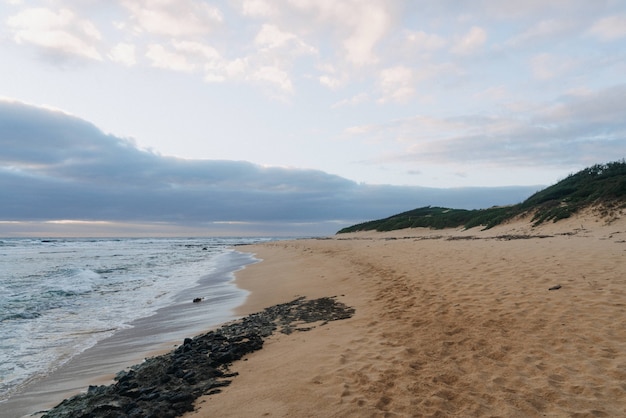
[1,1,625,236]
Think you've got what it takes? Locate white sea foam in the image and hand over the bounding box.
[0,237,271,403]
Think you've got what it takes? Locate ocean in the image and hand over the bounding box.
[0,237,273,414]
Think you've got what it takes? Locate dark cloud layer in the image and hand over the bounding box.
[0,101,539,235]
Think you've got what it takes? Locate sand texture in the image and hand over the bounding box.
[186,212,626,417]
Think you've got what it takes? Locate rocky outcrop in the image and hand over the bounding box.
[43,297,354,418]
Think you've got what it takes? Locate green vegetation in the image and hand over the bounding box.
[337,160,626,234]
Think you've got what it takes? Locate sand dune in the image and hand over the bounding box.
[186,212,626,417]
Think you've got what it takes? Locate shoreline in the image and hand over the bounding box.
[2,250,257,418]
[7,212,626,417]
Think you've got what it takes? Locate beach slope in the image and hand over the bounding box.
[187,212,626,417]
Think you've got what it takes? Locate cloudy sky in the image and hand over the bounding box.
[1,1,625,236]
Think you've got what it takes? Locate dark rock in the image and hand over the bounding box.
[87,385,107,395]
[119,388,141,399]
[42,297,354,418]
[139,391,160,401]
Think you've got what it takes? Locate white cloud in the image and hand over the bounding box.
[587,15,626,41]
[375,62,457,104]
[7,7,103,61]
[173,40,221,60]
[378,66,414,103]
[138,23,302,93]
[255,24,295,49]
[450,26,487,55]
[146,40,228,77]
[319,75,341,89]
[279,0,391,66]
[344,124,375,135]
[538,86,626,126]
[249,66,293,93]
[530,53,574,80]
[120,0,223,37]
[479,1,580,19]
[241,0,276,17]
[108,42,136,66]
[222,58,249,78]
[472,85,508,101]
[506,19,575,46]
[203,54,237,82]
[203,73,226,83]
[146,43,196,72]
[342,5,390,66]
[346,85,626,170]
[405,30,447,51]
[331,92,369,108]
[240,23,318,94]
[317,63,346,89]
[254,23,317,55]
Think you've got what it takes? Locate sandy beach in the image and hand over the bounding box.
[186,211,626,417]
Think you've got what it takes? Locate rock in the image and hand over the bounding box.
[549,285,562,290]
[42,297,354,418]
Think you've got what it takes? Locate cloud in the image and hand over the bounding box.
[331,93,369,108]
[478,1,593,19]
[244,0,392,67]
[255,24,294,49]
[113,4,317,92]
[346,84,626,169]
[6,7,103,61]
[539,86,626,127]
[405,30,447,52]
[108,42,136,66]
[587,14,626,41]
[450,26,487,55]
[141,33,304,93]
[145,41,223,73]
[319,75,341,89]
[0,100,538,235]
[4,2,623,204]
[530,52,575,80]
[249,24,317,92]
[344,123,377,135]
[378,66,415,103]
[241,0,276,18]
[120,0,223,37]
[375,61,460,103]
[340,3,390,66]
[248,66,293,93]
[316,63,347,89]
[505,19,577,47]
[472,85,508,101]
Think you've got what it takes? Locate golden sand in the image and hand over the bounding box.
[186,212,626,417]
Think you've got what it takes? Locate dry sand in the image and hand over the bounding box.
[185,211,626,417]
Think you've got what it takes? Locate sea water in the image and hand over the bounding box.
[0,237,271,405]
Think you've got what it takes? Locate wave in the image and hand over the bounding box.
[0,237,274,409]
[1,311,42,322]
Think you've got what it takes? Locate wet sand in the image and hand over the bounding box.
[186,212,626,417]
[2,251,255,418]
